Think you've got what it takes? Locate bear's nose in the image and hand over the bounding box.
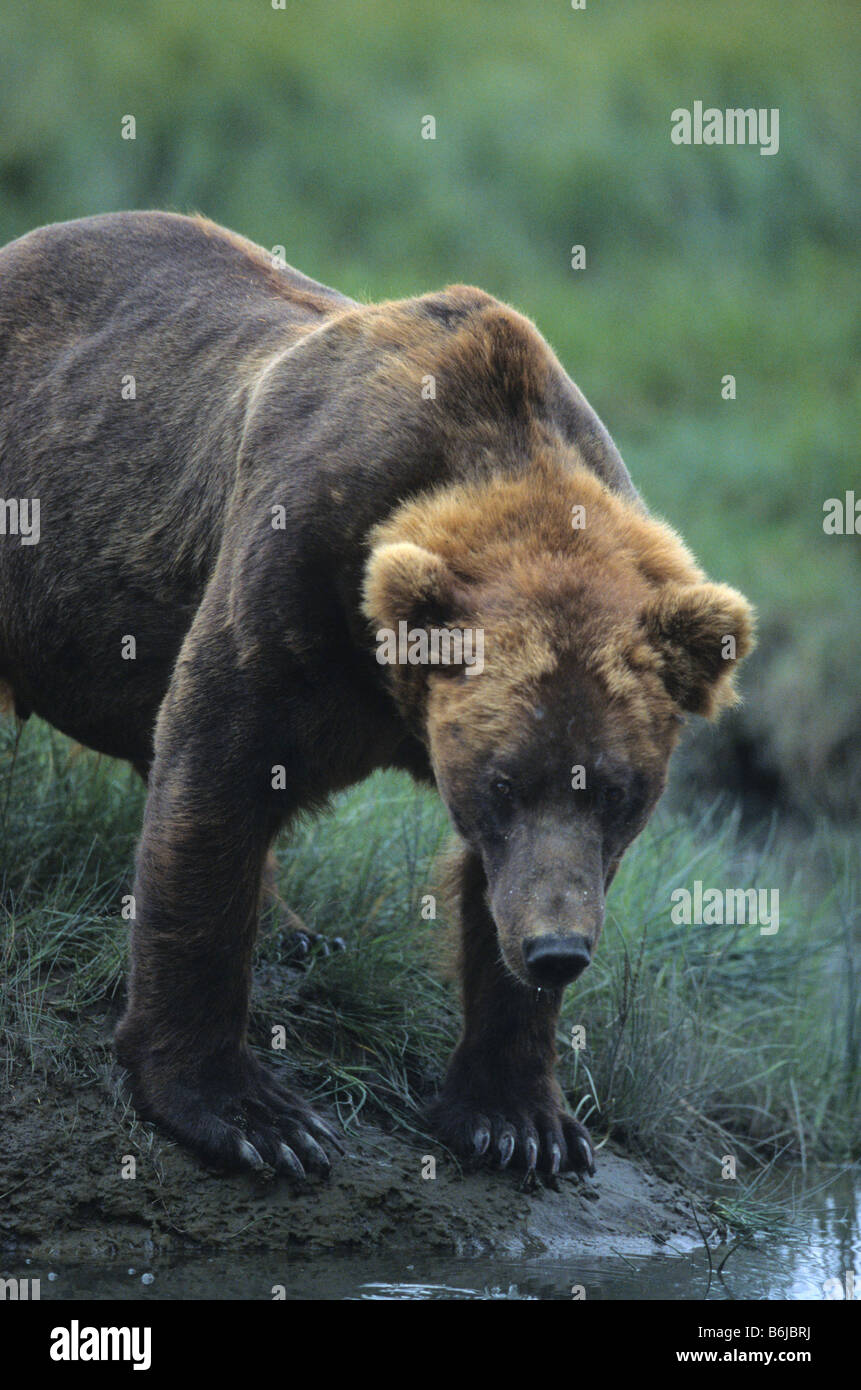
[522,933,592,987]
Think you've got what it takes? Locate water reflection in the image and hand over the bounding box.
[7,1169,858,1301]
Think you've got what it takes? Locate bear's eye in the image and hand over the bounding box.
[598,783,627,816]
[491,777,514,805]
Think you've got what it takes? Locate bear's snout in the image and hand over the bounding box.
[521,932,592,987]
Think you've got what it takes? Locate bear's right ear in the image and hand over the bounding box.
[362,541,462,633]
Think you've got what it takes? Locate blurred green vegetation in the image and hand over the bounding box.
[1,0,858,815]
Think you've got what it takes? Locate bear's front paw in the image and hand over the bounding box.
[426,1084,595,1176]
[118,1042,344,1178]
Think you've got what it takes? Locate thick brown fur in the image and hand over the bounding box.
[0,212,754,1177]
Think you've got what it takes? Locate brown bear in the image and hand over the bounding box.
[0,212,754,1178]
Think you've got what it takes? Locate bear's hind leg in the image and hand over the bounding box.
[261,850,346,964]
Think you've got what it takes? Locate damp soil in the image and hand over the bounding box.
[0,1022,701,1266]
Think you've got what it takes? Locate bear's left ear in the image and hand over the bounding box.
[640,581,756,717]
[362,541,463,633]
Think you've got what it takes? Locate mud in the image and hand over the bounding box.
[0,1030,701,1264]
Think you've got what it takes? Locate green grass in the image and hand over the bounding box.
[2,720,858,1191]
[562,808,860,1178]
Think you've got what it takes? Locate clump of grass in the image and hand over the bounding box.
[560,805,860,1181]
[1,722,142,1081]
[253,771,456,1135]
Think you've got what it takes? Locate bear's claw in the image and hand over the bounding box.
[498,1131,516,1167]
[276,1143,306,1178]
[238,1137,265,1169]
[284,928,347,965]
[430,1092,595,1176]
[120,1045,344,1178]
[577,1134,595,1175]
[214,1101,340,1178]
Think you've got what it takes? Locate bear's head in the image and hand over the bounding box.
[363,458,755,989]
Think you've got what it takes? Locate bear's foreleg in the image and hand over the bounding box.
[115,695,342,1176]
[427,846,595,1176]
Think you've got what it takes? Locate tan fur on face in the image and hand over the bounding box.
[363,451,755,739]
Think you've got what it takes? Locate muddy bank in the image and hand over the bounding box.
[0,1059,701,1263]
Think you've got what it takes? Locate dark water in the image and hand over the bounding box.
[8,1169,859,1301]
